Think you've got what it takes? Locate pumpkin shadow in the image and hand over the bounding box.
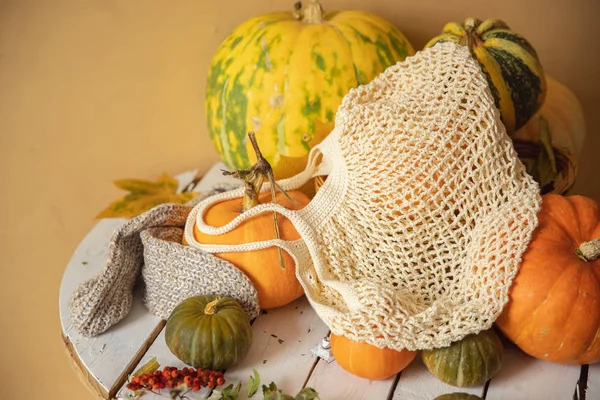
[494,339,539,379]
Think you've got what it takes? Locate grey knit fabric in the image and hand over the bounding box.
[141,226,259,321]
[68,184,259,337]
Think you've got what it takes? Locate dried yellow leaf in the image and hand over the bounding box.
[96,172,198,219]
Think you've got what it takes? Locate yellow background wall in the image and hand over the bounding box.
[1,0,598,398]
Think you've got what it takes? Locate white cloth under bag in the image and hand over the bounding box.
[184,42,541,351]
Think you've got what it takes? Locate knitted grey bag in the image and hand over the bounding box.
[69,184,260,337]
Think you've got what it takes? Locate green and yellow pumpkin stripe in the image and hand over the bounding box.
[333,11,414,61]
[206,4,414,177]
[484,38,545,131]
[472,46,515,131]
[331,13,413,77]
[476,18,509,34]
[424,17,546,133]
[246,20,304,164]
[424,33,461,48]
[485,47,545,131]
[481,29,537,56]
[441,22,467,36]
[284,21,353,157]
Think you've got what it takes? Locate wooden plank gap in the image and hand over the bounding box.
[302,357,322,389]
[302,329,330,389]
[109,320,166,398]
[63,332,109,399]
[575,364,589,400]
[482,379,491,399]
[386,371,402,400]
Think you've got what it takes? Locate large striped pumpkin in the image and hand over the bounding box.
[205,1,414,178]
[425,17,546,133]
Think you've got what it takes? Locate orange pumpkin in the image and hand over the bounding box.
[496,194,600,364]
[189,190,309,309]
[330,333,417,380]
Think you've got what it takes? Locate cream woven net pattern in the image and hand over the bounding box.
[304,42,541,350]
[185,42,542,351]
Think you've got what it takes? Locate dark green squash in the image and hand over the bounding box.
[422,328,503,387]
[425,17,546,133]
[435,394,483,400]
[165,295,252,370]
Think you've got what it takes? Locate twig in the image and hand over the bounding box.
[222,132,297,269]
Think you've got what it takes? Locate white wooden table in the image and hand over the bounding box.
[60,163,598,400]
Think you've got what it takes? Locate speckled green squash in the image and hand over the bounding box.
[205,1,414,179]
[435,394,483,400]
[165,295,252,370]
[425,17,546,134]
[422,328,504,387]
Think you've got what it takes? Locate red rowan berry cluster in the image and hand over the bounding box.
[126,366,225,393]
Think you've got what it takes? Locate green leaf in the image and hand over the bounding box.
[248,368,261,397]
[227,382,242,399]
[294,387,320,400]
[536,116,559,192]
[170,389,182,399]
[208,382,242,400]
[263,382,278,396]
[263,382,294,400]
[206,389,224,400]
[132,357,159,377]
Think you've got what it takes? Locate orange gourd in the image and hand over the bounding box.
[187,132,309,310]
[330,334,417,380]
[496,194,600,364]
[190,190,308,310]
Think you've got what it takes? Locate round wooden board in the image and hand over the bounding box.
[63,333,109,400]
[59,163,592,400]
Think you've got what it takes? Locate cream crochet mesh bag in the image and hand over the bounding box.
[184,42,542,351]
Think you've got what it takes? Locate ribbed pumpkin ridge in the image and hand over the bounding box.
[205,4,414,178]
[165,295,252,370]
[425,17,546,133]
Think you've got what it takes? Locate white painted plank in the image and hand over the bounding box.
[59,218,164,394]
[587,363,600,400]
[116,296,328,399]
[192,161,238,193]
[392,357,485,400]
[59,168,216,395]
[174,169,199,193]
[306,359,397,400]
[116,330,211,399]
[223,296,330,400]
[485,341,580,400]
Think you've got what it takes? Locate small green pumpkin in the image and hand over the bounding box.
[422,328,503,387]
[425,17,546,133]
[165,295,252,370]
[435,394,483,400]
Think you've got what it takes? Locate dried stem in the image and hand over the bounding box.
[577,238,600,262]
[461,17,481,51]
[293,1,325,23]
[222,132,297,269]
[204,297,221,315]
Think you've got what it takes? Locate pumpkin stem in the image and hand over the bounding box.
[221,133,270,212]
[204,297,221,315]
[295,1,324,24]
[222,132,297,270]
[577,238,600,262]
[461,17,481,50]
